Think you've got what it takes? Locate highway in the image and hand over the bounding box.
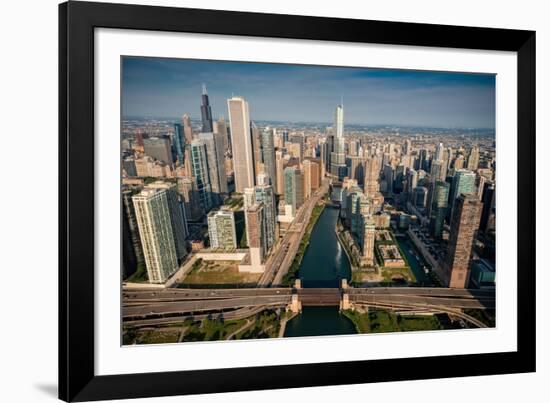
[122,286,495,328]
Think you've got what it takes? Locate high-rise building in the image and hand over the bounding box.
[200,84,213,133]
[364,155,382,197]
[213,115,229,155]
[430,159,447,182]
[302,159,313,199]
[197,132,223,206]
[190,139,213,211]
[480,182,496,233]
[430,180,450,238]
[243,203,267,272]
[122,157,137,177]
[275,150,285,195]
[173,123,186,165]
[284,166,303,216]
[251,122,263,175]
[227,97,255,192]
[412,186,428,208]
[176,177,203,221]
[212,128,228,194]
[207,209,237,249]
[132,188,179,284]
[449,169,476,218]
[403,139,412,156]
[182,114,194,143]
[324,134,334,175]
[349,156,365,185]
[330,104,347,179]
[359,214,376,266]
[122,189,145,279]
[467,146,480,171]
[145,181,188,260]
[445,194,483,288]
[435,142,445,161]
[383,164,394,194]
[260,127,277,189]
[254,184,277,250]
[143,136,173,165]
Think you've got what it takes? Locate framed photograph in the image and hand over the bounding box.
[59,1,536,401]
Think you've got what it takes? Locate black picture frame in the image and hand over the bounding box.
[59,1,536,401]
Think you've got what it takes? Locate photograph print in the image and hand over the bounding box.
[121,57,496,345]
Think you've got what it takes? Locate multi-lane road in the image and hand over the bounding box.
[258,181,329,286]
[123,286,495,327]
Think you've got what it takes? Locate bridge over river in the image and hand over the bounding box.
[122,286,495,328]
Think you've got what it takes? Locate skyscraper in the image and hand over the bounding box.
[197,132,223,205]
[182,114,194,143]
[275,150,285,195]
[450,169,476,218]
[259,127,276,188]
[359,214,376,266]
[284,166,303,216]
[445,194,483,288]
[207,209,237,249]
[330,104,347,179]
[190,139,213,211]
[122,188,145,278]
[430,180,450,238]
[227,96,255,192]
[244,203,267,272]
[132,188,179,284]
[145,181,188,260]
[176,177,203,221]
[467,146,480,171]
[173,123,185,165]
[200,84,213,133]
[254,183,277,251]
[213,115,229,155]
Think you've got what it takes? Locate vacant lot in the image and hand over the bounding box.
[180,260,261,286]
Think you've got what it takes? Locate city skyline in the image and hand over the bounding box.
[122,57,496,129]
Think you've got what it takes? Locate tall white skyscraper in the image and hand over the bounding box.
[227,96,255,192]
[132,188,178,284]
[330,104,347,179]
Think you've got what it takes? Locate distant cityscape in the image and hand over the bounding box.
[121,58,496,345]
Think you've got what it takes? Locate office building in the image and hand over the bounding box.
[190,139,213,211]
[227,96,255,192]
[260,127,277,189]
[173,123,185,165]
[445,194,483,288]
[241,203,267,273]
[284,166,304,216]
[450,169,476,217]
[122,189,145,279]
[359,214,376,266]
[430,180,450,238]
[200,84,214,133]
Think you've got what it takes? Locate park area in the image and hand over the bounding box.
[178,258,261,287]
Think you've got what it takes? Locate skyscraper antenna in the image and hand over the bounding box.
[202,83,207,95]
[341,95,344,108]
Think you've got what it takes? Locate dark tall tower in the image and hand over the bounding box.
[200,83,213,133]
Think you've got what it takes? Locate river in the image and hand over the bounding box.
[284,206,357,337]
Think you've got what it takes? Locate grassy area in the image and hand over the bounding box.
[281,204,325,286]
[343,309,443,334]
[181,318,248,342]
[123,327,181,345]
[125,262,148,283]
[234,310,281,339]
[179,260,260,286]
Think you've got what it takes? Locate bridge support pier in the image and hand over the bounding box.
[294,279,301,289]
[340,293,350,311]
[341,278,348,290]
[290,294,302,313]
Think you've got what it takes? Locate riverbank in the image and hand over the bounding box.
[342,309,443,333]
[281,203,326,286]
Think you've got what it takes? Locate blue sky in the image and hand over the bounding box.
[122,57,496,129]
